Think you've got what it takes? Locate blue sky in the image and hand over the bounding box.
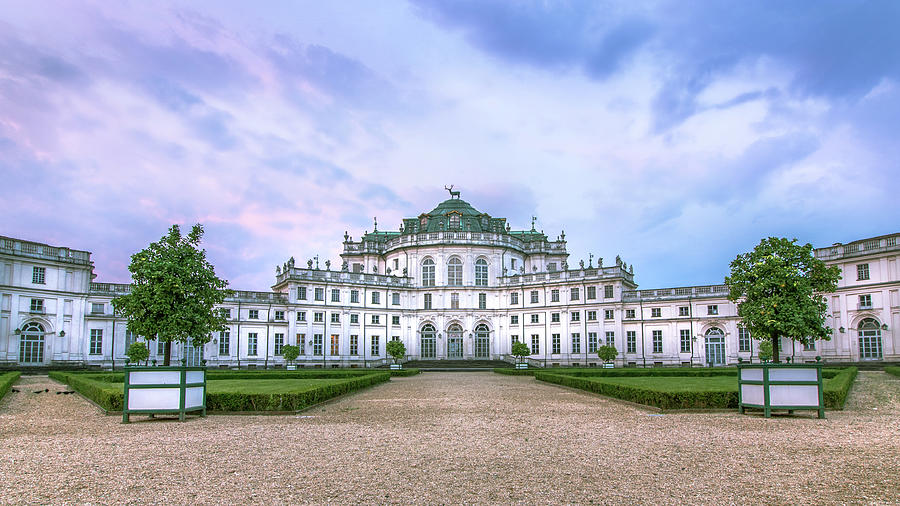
[1,0,898,290]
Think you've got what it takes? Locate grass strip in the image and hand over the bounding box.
[0,371,21,402]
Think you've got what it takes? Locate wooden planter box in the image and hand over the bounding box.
[515,363,528,370]
[390,364,402,370]
[737,362,824,418]
[122,365,207,423]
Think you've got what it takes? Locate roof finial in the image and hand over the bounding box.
[531,216,536,231]
[444,185,460,199]
[373,217,377,232]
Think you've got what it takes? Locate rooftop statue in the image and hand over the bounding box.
[444,184,460,199]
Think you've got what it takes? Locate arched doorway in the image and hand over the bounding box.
[858,318,883,359]
[420,324,436,359]
[705,327,725,366]
[447,324,463,358]
[19,322,45,364]
[474,324,490,358]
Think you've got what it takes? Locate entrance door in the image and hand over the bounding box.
[420,324,436,359]
[19,322,45,364]
[705,328,725,366]
[474,324,489,358]
[447,324,463,359]
[183,343,204,366]
[858,318,883,359]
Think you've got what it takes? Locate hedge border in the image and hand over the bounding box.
[389,368,420,377]
[493,368,535,376]
[0,371,21,402]
[885,366,900,379]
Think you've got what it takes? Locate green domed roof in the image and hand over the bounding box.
[427,197,484,217]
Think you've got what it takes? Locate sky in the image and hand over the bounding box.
[2,0,899,291]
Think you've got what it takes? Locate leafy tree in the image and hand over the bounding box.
[125,341,150,365]
[757,341,773,362]
[511,341,530,364]
[386,340,406,364]
[112,224,229,366]
[725,237,840,363]
[597,344,618,364]
[282,345,300,366]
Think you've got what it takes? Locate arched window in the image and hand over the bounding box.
[19,322,45,364]
[858,318,883,359]
[449,213,460,229]
[475,258,488,286]
[447,257,462,286]
[474,323,490,358]
[447,323,463,358]
[704,327,725,366]
[422,258,435,287]
[420,324,436,359]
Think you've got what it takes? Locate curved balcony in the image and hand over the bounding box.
[342,231,567,256]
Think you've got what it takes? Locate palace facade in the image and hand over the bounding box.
[2,194,898,368]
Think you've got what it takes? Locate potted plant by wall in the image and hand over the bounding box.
[511,341,531,369]
[597,344,618,368]
[282,344,300,370]
[757,341,773,363]
[386,340,406,370]
[125,341,150,366]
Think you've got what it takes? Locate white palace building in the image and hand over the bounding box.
[2,192,899,368]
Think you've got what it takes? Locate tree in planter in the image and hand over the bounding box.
[112,224,230,366]
[725,237,840,363]
[386,340,406,365]
[597,344,618,365]
[125,341,150,366]
[511,341,530,365]
[282,344,300,367]
[757,341,773,363]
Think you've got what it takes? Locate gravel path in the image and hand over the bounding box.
[1,371,898,505]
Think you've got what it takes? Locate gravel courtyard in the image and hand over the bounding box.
[1,371,898,505]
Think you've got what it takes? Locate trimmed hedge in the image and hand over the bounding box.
[536,367,858,410]
[49,371,123,411]
[0,371,21,402]
[885,366,900,378]
[493,368,535,376]
[389,368,420,377]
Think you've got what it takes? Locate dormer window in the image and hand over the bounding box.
[449,213,460,229]
[420,216,427,227]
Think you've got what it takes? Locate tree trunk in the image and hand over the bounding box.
[771,335,780,364]
[164,341,171,366]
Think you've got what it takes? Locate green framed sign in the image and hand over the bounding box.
[737,361,824,419]
[122,365,207,423]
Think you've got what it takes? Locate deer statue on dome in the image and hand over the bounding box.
[445,185,460,199]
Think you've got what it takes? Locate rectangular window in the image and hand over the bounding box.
[331,289,340,302]
[30,298,44,312]
[220,308,231,319]
[248,309,259,320]
[588,332,598,353]
[551,313,560,323]
[571,311,580,322]
[424,293,432,310]
[511,258,517,270]
[803,339,816,351]
[552,334,560,354]
[218,331,230,356]
[248,333,258,356]
[707,305,718,315]
[651,308,661,318]
[350,313,359,324]
[530,291,539,304]
[157,340,166,355]
[587,286,596,300]
[392,315,400,326]
[857,263,870,281]
[297,333,306,355]
[571,333,581,354]
[548,262,557,272]
[297,286,307,300]
[604,285,614,299]
[371,335,380,356]
[314,312,324,323]
[393,258,399,271]
[570,287,580,301]
[587,310,597,321]
[315,288,324,301]
[274,333,284,356]
[351,290,359,303]
[510,315,519,325]
[626,331,636,353]
[510,292,519,305]
[330,313,340,323]
[372,292,380,304]
[680,329,691,353]
[350,335,359,355]
[738,327,751,352]
[859,294,872,309]
[89,329,102,355]
[605,331,615,347]
[372,315,380,324]
[478,293,487,310]
[679,306,690,317]
[625,309,636,319]
[297,311,306,322]
[91,303,104,314]
[32,266,45,284]
[274,310,285,321]
[652,330,663,353]
[511,335,519,344]
[392,292,400,305]
[331,334,339,355]
[353,263,363,273]
[313,334,323,356]
[531,334,540,355]
[531,314,539,324]
[451,293,459,309]
[551,289,560,302]
[604,309,614,320]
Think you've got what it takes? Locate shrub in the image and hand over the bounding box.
[206,372,389,411]
[758,341,773,362]
[597,345,617,363]
[885,366,900,379]
[822,367,857,409]
[390,368,420,377]
[281,345,300,365]
[125,342,150,365]
[386,340,406,364]
[49,371,123,411]
[0,371,21,402]
[493,368,535,376]
[511,342,530,363]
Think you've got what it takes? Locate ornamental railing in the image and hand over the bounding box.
[1,236,93,266]
[275,268,414,287]
[342,231,566,255]
[90,282,132,295]
[622,284,730,301]
[498,266,633,286]
[814,234,899,261]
